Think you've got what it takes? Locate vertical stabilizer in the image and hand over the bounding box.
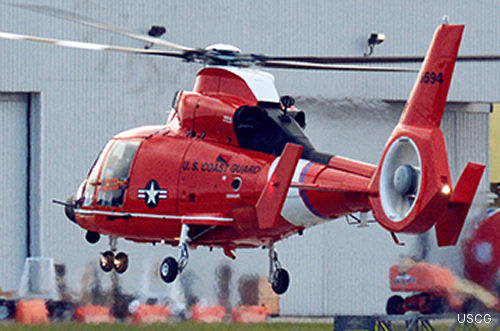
[400,24,464,128]
[368,24,484,238]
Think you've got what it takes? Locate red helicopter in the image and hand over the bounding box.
[0,7,488,295]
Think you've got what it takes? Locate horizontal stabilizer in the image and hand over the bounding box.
[256,143,303,229]
[435,162,485,246]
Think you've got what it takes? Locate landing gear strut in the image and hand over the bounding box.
[99,236,129,274]
[160,224,190,283]
[268,245,290,295]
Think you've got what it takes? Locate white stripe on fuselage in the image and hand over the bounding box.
[267,157,328,228]
[75,209,233,222]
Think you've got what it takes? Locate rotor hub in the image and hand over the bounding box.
[393,164,417,195]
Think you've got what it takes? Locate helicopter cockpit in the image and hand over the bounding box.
[83,140,140,208]
[233,99,332,165]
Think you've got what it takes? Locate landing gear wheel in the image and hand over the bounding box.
[160,257,178,283]
[99,251,114,273]
[271,268,290,295]
[113,252,128,274]
[419,294,444,314]
[386,295,405,315]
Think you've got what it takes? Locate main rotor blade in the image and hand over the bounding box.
[456,55,500,62]
[5,3,199,53]
[259,60,418,72]
[0,31,185,58]
[261,55,500,64]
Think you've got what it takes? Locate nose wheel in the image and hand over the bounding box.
[114,252,129,274]
[159,224,190,284]
[268,245,290,295]
[99,250,129,274]
[99,251,115,272]
[99,236,129,274]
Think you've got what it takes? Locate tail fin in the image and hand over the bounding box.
[435,162,485,246]
[368,24,484,239]
[400,24,464,128]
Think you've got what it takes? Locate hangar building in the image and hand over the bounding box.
[0,1,499,315]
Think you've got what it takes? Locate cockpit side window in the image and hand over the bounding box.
[97,140,140,207]
[233,106,287,155]
[233,104,332,164]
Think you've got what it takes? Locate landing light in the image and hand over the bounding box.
[441,184,451,195]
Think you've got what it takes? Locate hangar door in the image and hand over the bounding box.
[0,93,29,292]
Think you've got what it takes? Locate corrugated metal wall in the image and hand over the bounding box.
[490,104,500,183]
[1,1,499,101]
[0,94,28,291]
[276,100,490,315]
[0,0,496,314]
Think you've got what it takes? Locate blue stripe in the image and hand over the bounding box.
[300,162,313,182]
[299,162,327,219]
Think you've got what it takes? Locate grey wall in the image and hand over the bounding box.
[0,94,29,291]
[0,0,497,315]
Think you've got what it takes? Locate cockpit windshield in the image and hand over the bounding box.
[96,140,140,207]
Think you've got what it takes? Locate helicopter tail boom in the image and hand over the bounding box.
[367,24,484,242]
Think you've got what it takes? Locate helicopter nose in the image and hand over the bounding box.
[64,194,77,223]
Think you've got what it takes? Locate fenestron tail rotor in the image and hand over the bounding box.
[379,137,422,222]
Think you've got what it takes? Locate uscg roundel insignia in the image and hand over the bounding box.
[137,179,168,208]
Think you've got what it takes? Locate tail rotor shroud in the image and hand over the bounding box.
[368,24,485,245]
[380,137,422,223]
